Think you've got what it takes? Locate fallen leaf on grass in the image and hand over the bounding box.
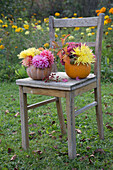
[109,93,113,96]
[29,132,35,135]
[14,112,20,117]
[33,150,43,155]
[0,139,1,143]
[106,124,113,131]
[5,110,9,114]
[76,129,82,134]
[10,154,16,161]
[105,112,113,116]
[94,148,105,154]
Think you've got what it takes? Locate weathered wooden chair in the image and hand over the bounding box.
[16,13,104,159]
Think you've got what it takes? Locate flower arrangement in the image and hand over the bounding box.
[18,47,54,69]
[55,35,96,66]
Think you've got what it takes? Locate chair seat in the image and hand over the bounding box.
[16,72,96,91]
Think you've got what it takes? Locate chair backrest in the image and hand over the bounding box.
[49,14,104,76]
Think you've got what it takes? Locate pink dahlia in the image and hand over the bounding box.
[40,50,54,67]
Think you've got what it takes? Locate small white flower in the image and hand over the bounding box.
[25,31,30,35]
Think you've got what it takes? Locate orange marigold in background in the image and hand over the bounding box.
[100,7,106,13]
[106,18,112,24]
[95,10,100,13]
[109,8,113,14]
[55,12,60,17]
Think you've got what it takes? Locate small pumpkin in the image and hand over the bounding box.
[27,65,52,80]
[65,58,91,79]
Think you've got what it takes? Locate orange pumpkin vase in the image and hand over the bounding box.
[65,59,91,79]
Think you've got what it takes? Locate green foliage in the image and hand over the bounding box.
[15,65,28,79]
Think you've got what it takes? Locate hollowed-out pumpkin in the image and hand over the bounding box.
[27,65,52,80]
[65,59,91,79]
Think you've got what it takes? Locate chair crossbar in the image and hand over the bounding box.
[27,98,56,110]
[75,101,97,116]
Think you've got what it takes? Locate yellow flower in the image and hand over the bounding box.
[0,19,3,23]
[12,25,17,29]
[73,13,77,16]
[2,24,8,28]
[100,7,106,13]
[15,46,18,48]
[74,27,80,31]
[55,28,60,32]
[18,48,41,59]
[46,27,49,31]
[25,31,30,35]
[81,32,84,35]
[105,32,108,35]
[44,43,49,48]
[109,8,113,14]
[24,21,28,24]
[90,27,95,29]
[72,17,75,19]
[111,25,113,27]
[24,24,29,29]
[0,45,5,50]
[104,15,109,19]
[86,28,91,33]
[62,34,66,37]
[68,35,75,40]
[78,17,83,18]
[62,17,68,19]
[72,44,95,64]
[108,27,112,30]
[87,33,92,36]
[0,38,3,43]
[91,32,95,35]
[55,33,58,38]
[36,25,42,30]
[44,18,49,23]
[15,27,23,32]
[95,10,100,13]
[55,12,60,17]
[17,18,22,20]
[38,20,41,23]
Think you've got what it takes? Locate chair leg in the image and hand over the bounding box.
[66,92,76,159]
[56,97,66,134]
[94,87,104,139]
[19,86,29,149]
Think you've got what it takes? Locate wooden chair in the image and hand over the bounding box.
[16,13,104,159]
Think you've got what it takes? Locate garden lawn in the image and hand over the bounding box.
[0,81,113,169]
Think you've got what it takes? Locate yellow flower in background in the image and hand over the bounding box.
[104,15,109,19]
[15,46,18,48]
[105,18,112,24]
[12,25,17,29]
[2,24,8,28]
[24,21,29,24]
[81,32,84,35]
[15,27,23,32]
[87,33,92,36]
[62,34,66,37]
[46,27,49,31]
[24,24,29,29]
[0,45,5,50]
[44,43,49,48]
[36,25,42,30]
[68,35,75,41]
[72,17,75,19]
[0,19,3,23]
[34,19,36,22]
[86,28,91,33]
[105,32,108,35]
[91,32,95,35]
[55,12,60,17]
[109,8,113,14]
[35,23,38,25]
[78,17,83,18]
[108,27,112,30]
[90,27,95,29]
[62,17,68,19]
[44,18,49,23]
[73,13,77,16]
[95,10,100,13]
[100,7,106,13]
[17,18,22,20]
[74,27,80,31]
[25,31,30,35]
[55,33,58,38]
[55,28,60,32]
[1,14,4,17]
[31,23,35,27]
[38,20,41,23]
[111,25,113,27]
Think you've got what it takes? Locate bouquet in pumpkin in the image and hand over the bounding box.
[18,47,54,69]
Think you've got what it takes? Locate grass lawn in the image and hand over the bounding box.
[0,81,113,169]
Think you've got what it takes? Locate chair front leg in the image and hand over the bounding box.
[66,92,76,159]
[56,97,66,134]
[19,86,29,149]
